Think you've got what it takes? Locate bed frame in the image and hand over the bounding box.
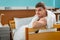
[25,28,60,40]
[9,20,15,29]
[9,20,60,40]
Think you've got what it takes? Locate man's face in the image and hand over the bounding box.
[35,7,46,18]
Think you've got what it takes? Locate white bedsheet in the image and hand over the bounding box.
[13,25,28,40]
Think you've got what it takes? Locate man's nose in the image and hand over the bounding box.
[36,11,40,14]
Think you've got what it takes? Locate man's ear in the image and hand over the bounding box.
[44,8,46,11]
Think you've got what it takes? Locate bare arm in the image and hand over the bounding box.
[32,18,47,29]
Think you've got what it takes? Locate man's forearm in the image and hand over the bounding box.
[33,21,46,29]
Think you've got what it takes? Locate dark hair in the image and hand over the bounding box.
[35,2,46,9]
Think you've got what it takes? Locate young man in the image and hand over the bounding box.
[29,2,56,29]
[13,2,56,40]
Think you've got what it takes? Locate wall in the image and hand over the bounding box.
[55,0,60,8]
[0,0,54,7]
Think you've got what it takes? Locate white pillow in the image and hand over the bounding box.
[14,17,33,29]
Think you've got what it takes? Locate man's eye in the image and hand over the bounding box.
[39,9,41,11]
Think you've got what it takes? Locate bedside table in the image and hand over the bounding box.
[0,27,10,40]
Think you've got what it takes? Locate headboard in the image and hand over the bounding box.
[0,10,35,25]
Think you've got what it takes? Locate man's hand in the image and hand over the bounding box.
[32,17,47,29]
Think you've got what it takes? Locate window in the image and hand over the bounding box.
[58,14,60,23]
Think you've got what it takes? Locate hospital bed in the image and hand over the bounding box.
[9,20,60,40]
